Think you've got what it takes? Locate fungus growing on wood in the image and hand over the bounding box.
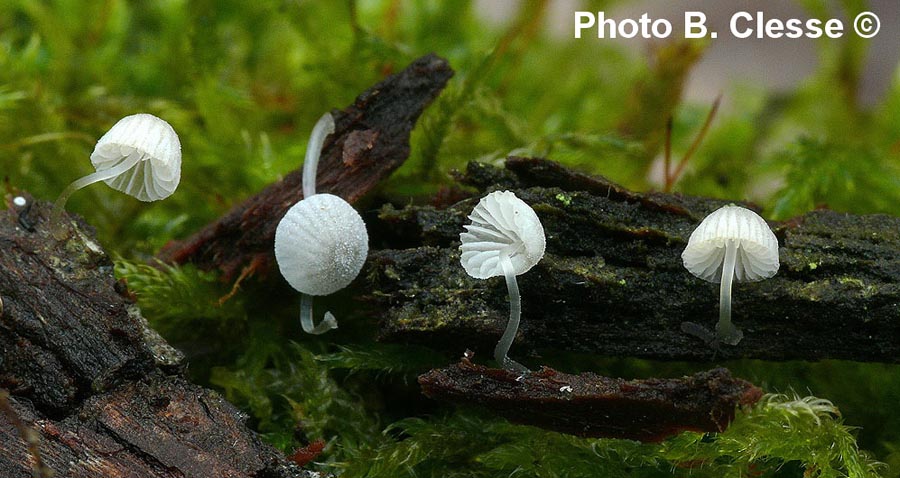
[460,190,545,372]
[54,114,181,215]
[682,204,779,345]
[274,113,368,334]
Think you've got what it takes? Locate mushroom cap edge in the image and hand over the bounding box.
[681,204,780,283]
[90,113,182,201]
[459,190,546,280]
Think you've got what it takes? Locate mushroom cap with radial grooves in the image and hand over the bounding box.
[681,204,780,283]
[275,193,369,296]
[90,113,182,202]
[459,190,546,280]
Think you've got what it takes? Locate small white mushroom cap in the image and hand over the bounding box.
[90,113,182,202]
[274,193,369,296]
[460,190,546,280]
[682,204,779,282]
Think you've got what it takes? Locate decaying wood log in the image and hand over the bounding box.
[158,53,454,281]
[366,157,900,362]
[1,377,313,478]
[0,196,317,478]
[419,354,763,442]
[0,193,178,416]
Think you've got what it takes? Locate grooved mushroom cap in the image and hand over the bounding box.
[90,113,182,201]
[681,204,780,283]
[274,193,369,296]
[459,190,546,280]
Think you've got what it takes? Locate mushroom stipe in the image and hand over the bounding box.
[682,204,780,345]
[460,190,546,372]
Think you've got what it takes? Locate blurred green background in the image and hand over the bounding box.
[2,1,899,477]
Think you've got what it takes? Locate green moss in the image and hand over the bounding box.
[838,277,865,287]
[837,277,878,299]
[338,394,883,478]
[113,259,246,342]
[551,256,622,285]
[383,264,402,282]
[795,280,828,302]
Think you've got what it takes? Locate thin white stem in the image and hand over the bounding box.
[302,113,336,198]
[300,293,338,335]
[51,153,143,229]
[717,239,743,345]
[495,254,529,373]
[298,113,336,335]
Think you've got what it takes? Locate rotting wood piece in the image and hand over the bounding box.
[0,193,178,416]
[1,377,314,478]
[157,53,454,281]
[0,195,317,478]
[367,157,900,362]
[419,355,763,442]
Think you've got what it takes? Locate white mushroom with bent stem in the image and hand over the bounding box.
[274,113,369,335]
[459,190,545,373]
[53,113,181,221]
[681,204,780,345]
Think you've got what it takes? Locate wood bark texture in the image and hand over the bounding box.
[0,196,318,477]
[419,355,763,442]
[366,157,900,362]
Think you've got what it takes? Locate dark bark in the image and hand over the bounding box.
[1,377,307,478]
[419,355,762,442]
[0,196,315,478]
[366,157,900,362]
[157,53,454,281]
[0,193,176,416]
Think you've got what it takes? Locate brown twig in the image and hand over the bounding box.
[496,0,549,95]
[157,54,454,281]
[666,94,722,191]
[663,116,673,190]
[419,355,762,442]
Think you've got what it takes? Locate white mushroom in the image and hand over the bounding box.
[275,194,368,334]
[460,190,546,372]
[681,204,779,345]
[274,112,368,335]
[54,114,181,214]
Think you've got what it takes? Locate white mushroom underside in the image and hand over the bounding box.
[92,146,179,201]
[90,114,181,202]
[459,190,546,279]
[274,193,369,296]
[681,204,780,283]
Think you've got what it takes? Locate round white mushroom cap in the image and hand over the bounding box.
[459,190,546,280]
[90,113,182,202]
[681,204,779,283]
[274,193,369,296]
